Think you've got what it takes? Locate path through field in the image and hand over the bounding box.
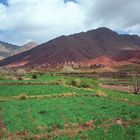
[100,84,135,93]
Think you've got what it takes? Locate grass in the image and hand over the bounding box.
[114,64,140,71]
[67,124,140,140]
[0,74,98,98]
[0,74,99,85]
[0,85,92,97]
[99,64,140,87]
[101,88,140,103]
[1,96,140,134]
[0,73,140,139]
[100,77,138,86]
[0,75,60,83]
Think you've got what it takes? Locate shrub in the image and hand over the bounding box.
[32,73,38,79]
[127,70,140,94]
[62,66,74,73]
[56,80,65,85]
[81,82,92,88]
[96,91,106,97]
[18,94,28,100]
[50,73,56,76]
[16,69,26,76]
[71,79,81,87]
[70,79,93,89]
[17,76,23,80]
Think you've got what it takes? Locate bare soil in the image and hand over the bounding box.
[100,84,134,93]
[0,117,6,138]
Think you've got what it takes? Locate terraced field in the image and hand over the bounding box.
[0,74,140,139]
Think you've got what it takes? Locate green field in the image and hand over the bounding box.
[0,85,92,97]
[0,73,140,139]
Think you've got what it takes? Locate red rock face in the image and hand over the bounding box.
[0,27,140,67]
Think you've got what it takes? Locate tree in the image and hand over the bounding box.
[131,71,140,94]
[62,66,74,73]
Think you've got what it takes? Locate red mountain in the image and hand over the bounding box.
[0,27,140,67]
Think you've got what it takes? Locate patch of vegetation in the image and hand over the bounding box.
[101,88,140,103]
[0,71,140,139]
[0,85,92,97]
[67,78,98,89]
[18,94,28,100]
[71,79,81,87]
[96,90,106,97]
[32,73,38,79]
[0,96,140,139]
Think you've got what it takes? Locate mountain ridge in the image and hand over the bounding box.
[0,27,140,67]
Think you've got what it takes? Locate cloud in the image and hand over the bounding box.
[0,0,139,45]
[85,0,140,30]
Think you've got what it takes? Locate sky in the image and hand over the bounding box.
[0,0,140,45]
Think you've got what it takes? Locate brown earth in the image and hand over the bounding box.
[100,84,134,93]
[2,118,139,140]
[0,117,6,138]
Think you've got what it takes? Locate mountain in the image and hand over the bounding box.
[21,41,39,51]
[0,41,20,60]
[0,41,38,60]
[13,41,38,55]
[0,27,140,67]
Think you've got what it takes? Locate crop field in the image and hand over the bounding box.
[0,85,92,97]
[0,72,140,139]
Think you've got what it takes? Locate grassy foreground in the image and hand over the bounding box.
[0,74,140,139]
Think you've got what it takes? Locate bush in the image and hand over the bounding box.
[56,80,65,85]
[50,73,56,76]
[62,66,74,73]
[70,79,93,89]
[18,94,28,100]
[16,69,26,76]
[32,73,38,79]
[71,79,81,87]
[81,82,92,88]
[96,91,106,97]
[17,76,23,80]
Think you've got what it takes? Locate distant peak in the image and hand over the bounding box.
[86,27,118,35]
[22,41,38,49]
[96,27,111,31]
[95,27,117,34]
[23,41,38,46]
[85,27,118,40]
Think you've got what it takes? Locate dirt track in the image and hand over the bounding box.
[0,117,6,138]
[100,84,134,93]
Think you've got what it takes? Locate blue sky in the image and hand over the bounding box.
[0,0,139,45]
[0,0,76,5]
[0,0,8,6]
